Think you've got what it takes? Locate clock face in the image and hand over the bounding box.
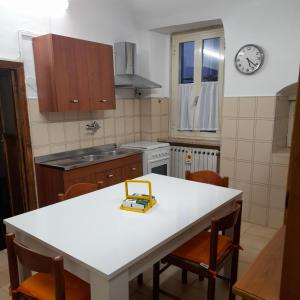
[235,44,264,75]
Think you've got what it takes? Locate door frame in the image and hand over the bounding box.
[0,60,37,211]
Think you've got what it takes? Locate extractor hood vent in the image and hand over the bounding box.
[114,42,161,89]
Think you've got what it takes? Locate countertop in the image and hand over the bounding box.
[34,144,142,171]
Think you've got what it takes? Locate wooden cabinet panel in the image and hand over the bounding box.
[124,162,143,180]
[87,43,115,110]
[33,34,115,112]
[35,153,143,207]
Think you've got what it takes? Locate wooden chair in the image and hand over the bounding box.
[6,232,90,300]
[186,170,229,187]
[58,181,103,201]
[153,200,242,300]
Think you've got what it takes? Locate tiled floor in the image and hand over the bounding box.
[0,222,276,300]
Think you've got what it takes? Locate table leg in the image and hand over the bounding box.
[90,270,129,300]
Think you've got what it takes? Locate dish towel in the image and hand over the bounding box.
[178,83,194,130]
[194,81,219,131]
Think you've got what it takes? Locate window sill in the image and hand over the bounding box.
[158,137,220,150]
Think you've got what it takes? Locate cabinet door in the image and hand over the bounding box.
[87,43,116,110]
[52,35,90,111]
[64,170,94,191]
[123,162,143,180]
[95,167,122,187]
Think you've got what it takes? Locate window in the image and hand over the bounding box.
[170,28,224,141]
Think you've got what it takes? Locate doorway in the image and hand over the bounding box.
[0,61,36,250]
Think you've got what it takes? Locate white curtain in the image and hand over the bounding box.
[178,83,194,130]
[194,82,219,131]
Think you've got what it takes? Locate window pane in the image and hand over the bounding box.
[202,38,221,82]
[179,41,194,84]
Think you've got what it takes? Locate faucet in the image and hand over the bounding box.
[86,121,100,133]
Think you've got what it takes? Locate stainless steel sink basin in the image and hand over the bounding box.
[78,154,105,161]
[102,149,129,156]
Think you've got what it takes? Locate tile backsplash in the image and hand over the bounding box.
[220,96,289,229]
[27,98,169,157]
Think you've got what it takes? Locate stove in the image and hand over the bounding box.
[121,141,170,176]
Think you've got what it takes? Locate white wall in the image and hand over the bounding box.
[129,0,300,97]
[1,0,299,98]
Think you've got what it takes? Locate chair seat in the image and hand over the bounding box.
[16,270,90,300]
[171,231,232,265]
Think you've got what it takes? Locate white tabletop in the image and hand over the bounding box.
[4,174,242,279]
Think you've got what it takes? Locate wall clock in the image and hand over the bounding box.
[235,44,264,75]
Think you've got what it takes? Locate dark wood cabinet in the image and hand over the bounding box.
[35,153,142,207]
[33,34,115,112]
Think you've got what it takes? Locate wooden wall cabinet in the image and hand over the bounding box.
[32,34,115,112]
[35,153,142,207]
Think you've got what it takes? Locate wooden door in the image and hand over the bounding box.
[52,35,90,111]
[87,42,115,110]
[280,70,300,299]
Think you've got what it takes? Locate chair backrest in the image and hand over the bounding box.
[58,181,103,201]
[209,200,242,270]
[6,232,65,300]
[185,170,229,187]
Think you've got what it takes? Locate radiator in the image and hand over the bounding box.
[170,146,219,178]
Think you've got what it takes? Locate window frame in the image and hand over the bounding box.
[170,27,225,141]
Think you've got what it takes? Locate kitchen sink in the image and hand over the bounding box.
[102,149,129,156]
[78,154,105,161]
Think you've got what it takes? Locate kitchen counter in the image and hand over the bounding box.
[34,144,142,170]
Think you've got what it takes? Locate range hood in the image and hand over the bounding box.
[114,42,161,89]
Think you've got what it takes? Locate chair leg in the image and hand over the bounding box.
[229,249,239,300]
[181,269,188,284]
[207,277,216,300]
[137,273,144,286]
[199,275,204,281]
[153,262,160,300]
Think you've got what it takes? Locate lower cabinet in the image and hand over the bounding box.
[35,153,142,207]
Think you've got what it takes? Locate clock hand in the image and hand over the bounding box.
[246,58,252,67]
[247,58,257,67]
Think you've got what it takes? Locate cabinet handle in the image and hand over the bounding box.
[98,99,108,103]
[70,99,79,103]
[107,174,114,178]
[131,167,136,171]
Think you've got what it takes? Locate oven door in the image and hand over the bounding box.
[147,157,170,176]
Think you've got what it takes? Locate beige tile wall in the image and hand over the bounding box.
[272,95,290,151]
[27,98,142,157]
[140,98,169,141]
[28,97,170,157]
[220,96,289,229]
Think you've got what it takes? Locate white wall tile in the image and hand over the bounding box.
[238,119,255,140]
[239,97,256,118]
[222,97,238,117]
[221,139,236,159]
[115,118,125,136]
[220,159,235,178]
[255,120,274,141]
[257,96,276,119]
[222,119,237,139]
[252,164,270,184]
[30,123,49,147]
[253,142,272,163]
[64,122,80,142]
[236,162,252,182]
[270,187,286,209]
[249,205,267,226]
[235,181,251,203]
[251,184,269,206]
[48,123,65,144]
[104,118,115,137]
[270,165,289,187]
[236,141,253,161]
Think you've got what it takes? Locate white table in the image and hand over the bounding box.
[4,174,242,300]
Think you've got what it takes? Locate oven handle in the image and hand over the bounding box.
[148,156,170,164]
